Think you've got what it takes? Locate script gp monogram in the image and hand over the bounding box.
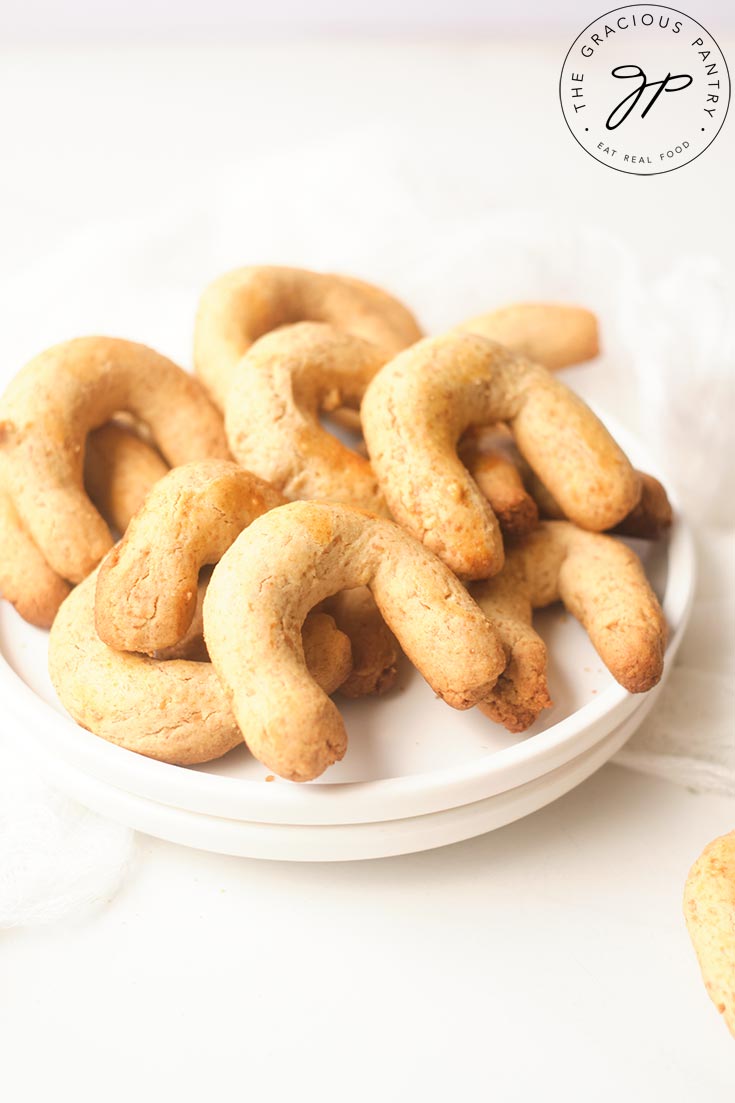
[606,65,693,129]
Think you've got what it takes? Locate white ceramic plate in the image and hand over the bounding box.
[9,684,663,861]
[0,420,696,827]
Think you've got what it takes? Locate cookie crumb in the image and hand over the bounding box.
[265,774,275,783]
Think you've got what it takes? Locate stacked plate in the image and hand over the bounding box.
[0,425,696,862]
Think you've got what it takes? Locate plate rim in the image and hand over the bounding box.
[0,416,697,826]
[9,685,662,862]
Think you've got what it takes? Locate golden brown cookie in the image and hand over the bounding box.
[95,459,398,701]
[362,333,640,580]
[325,587,400,698]
[0,337,229,586]
[153,573,379,702]
[203,501,505,782]
[456,302,599,370]
[473,521,666,731]
[458,428,538,541]
[84,421,169,534]
[153,571,211,662]
[194,265,422,409]
[684,831,735,1039]
[49,570,353,766]
[225,322,388,511]
[610,472,673,540]
[1,417,175,627]
[528,468,673,540]
[96,460,285,654]
[0,474,71,628]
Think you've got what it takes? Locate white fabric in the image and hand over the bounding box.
[0,140,733,925]
[615,529,735,797]
[0,738,133,927]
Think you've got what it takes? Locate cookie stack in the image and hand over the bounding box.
[0,265,672,787]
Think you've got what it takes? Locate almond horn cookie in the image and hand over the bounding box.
[225,322,389,512]
[152,568,399,696]
[49,570,352,766]
[472,521,666,732]
[84,420,169,534]
[610,473,673,539]
[203,501,505,782]
[458,428,538,541]
[0,474,72,628]
[324,587,400,698]
[527,467,673,541]
[361,333,640,580]
[154,571,212,663]
[0,421,169,628]
[0,337,230,585]
[96,460,287,654]
[456,302,599,370]
[466,429,672,543]
[95,460,400,694]
[194,265,422,409]
[683,830,735,1039]
[464,434,672,543]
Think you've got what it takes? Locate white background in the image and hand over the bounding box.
[2,0,735,38]
[1,6,734,1101]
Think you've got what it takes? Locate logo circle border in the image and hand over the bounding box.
[558,3,731,176]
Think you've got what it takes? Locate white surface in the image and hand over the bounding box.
[1,37,734,1099]
[2,768,734,1099]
